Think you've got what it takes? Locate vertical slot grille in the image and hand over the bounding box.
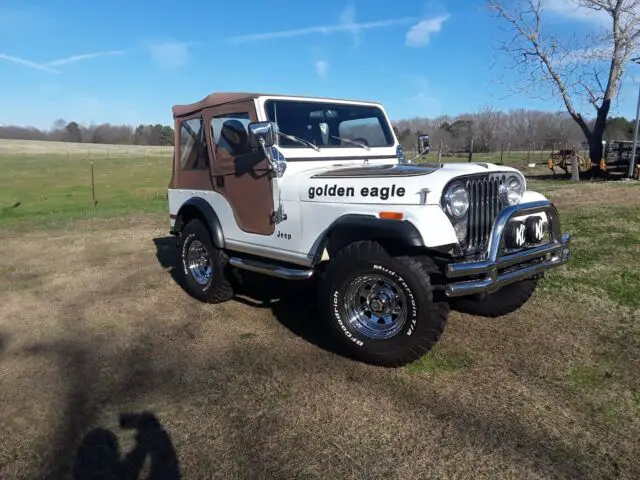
[464,174,505,252]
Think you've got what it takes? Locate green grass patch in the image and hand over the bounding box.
[0,154,172,230]
[565,364,611,390]
[405,344,475,374]
[539,204,640,308]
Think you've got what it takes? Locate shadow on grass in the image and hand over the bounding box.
[73,412,180,480]
[7,257,621,478]
[17,322,612,479]
[152,236,345,360]
[78,235,623,478]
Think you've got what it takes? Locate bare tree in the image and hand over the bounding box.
[488,0,640,175]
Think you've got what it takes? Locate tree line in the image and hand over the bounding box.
[393,107,637,154]
[0,109,636,153]
[0,119,175,146]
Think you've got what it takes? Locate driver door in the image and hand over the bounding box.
[203,101,275,236]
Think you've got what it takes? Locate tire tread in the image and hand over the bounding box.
[178,219,234,304]
[322,241,450,367]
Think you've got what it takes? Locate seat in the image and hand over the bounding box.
[220,119,251,156]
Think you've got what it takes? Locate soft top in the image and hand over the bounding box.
[171,92,383,118]
[172,92,260,118]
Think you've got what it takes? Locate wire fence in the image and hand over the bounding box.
[403,141,592,167]
[0,139,173,159]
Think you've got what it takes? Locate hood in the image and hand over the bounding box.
[284,161,523,206]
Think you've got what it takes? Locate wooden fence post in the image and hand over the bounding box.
[468,138,474,162]
[90,162,97,207]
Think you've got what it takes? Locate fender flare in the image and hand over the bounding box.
[173,197,225,249]
[312,214,425,264]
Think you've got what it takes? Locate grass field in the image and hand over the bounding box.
[0,139,557,230]
[1,142,639,479]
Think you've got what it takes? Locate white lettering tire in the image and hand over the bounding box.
[177,219,234,304]
[319,241,450,367]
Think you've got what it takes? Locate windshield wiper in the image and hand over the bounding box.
[277,131,320,151]
[330,135,370,151]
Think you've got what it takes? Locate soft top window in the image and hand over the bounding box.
[264,99,394,148]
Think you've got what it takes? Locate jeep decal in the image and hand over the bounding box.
[307,184,406,200]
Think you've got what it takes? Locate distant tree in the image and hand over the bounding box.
[66,122,82,143]
[604,116,634,140]
[488,0,640,176]
[448,119,475,151]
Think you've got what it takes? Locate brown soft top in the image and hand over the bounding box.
[172,92,259,118]
[171,92,382,118]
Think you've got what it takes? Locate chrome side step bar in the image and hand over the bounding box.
[228,257,314,281]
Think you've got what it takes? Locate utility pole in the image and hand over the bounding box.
[628,57,640,178]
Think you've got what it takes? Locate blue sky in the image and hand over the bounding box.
[1,0,639,129]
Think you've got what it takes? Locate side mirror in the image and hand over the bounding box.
[248,121,278,149]
[418,134,430,155]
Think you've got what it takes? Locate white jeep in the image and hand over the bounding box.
[167,92,571,367]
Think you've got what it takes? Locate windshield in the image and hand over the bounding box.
[264,99,394,149]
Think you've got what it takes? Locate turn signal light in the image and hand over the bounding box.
[379,211,404,220]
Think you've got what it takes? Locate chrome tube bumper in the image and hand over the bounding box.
[444,200,571,297]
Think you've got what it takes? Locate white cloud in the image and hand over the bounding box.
[315,60,329,79]
[146,41,195,68]
[0,53,59,73]
[226,16,415,43]
[542,0,609,25]
[405,14,450,47]
[44,50,126,67]
[339,4,361,47]
[0,49,127,73]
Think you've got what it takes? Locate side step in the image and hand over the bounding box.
[228,257,314,281]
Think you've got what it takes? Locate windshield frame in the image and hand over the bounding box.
[258,97,397,151]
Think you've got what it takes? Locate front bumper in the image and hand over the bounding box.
[444,200,571,297]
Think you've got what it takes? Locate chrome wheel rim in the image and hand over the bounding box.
[186,240,212,286]
[343,274,408,340]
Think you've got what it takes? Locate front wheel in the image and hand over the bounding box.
[449,277,539,318]
[319,241,450,367]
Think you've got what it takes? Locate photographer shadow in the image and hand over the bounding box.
[72,412,180,480]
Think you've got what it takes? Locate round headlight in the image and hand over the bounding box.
[444,184,469,218]
[501,176,524,205]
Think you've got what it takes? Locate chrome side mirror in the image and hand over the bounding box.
[418,134,430,155]
[248,121,278,149]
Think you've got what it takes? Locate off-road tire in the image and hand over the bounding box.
[450,277,539,318]
[177,218,234,303]
[319,240,450,367]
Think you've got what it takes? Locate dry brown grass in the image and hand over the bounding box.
[533,180,640,212]
[0,211,639,479]
[0,139,172,157]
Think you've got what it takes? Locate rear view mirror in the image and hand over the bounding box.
[248,121,278,148]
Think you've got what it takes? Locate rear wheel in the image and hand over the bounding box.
[319,241,450,367]
[177,218,234,303]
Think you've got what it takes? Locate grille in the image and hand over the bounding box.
[463,174,506,253]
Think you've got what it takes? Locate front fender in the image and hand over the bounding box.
[404,205,459,249]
